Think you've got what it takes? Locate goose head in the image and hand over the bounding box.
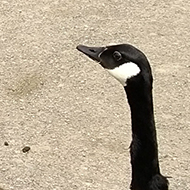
[77,44,152,88]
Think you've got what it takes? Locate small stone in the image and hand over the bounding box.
[4,142,9,146]
[22,146,30,153]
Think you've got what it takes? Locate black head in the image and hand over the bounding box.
[77,44,152,87]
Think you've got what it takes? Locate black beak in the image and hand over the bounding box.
[76,45,105,62]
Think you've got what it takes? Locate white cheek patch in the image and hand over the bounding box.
[106,62,140,86]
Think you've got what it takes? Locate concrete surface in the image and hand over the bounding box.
[0,0,189,189]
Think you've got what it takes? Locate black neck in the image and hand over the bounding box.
[125,77,160,189]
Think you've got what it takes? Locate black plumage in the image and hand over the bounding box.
[77,44,169,190]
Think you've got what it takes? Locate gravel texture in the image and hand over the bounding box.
[0,0,189,190]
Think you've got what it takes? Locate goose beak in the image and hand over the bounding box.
[76,45,105,62]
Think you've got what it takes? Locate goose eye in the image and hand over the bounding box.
[113,51,122,61]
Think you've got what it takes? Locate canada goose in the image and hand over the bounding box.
[76,44,169,190]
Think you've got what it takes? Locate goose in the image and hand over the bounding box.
[76,44,169,190]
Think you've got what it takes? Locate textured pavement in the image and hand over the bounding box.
[0,1,190,189]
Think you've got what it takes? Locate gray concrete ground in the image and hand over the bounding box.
[0,0,189,189]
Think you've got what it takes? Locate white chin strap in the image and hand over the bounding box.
[106,62,140,86]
